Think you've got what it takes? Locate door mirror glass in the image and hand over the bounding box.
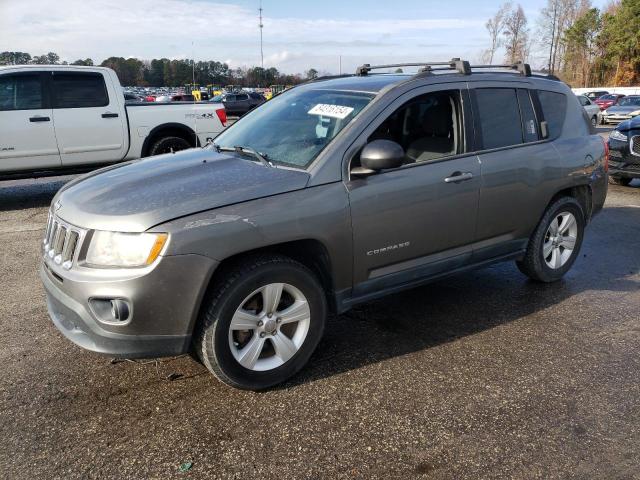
[360,139,405,171]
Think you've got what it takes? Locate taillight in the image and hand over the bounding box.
[216,108,227,127]
[602,137,609,172]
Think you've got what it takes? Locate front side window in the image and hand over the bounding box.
[52,72,109,108]
[475,88,523,149]
[0,74,43,111]
[537,90,567,139]
[213,88,373,168]
[366,90,462,164]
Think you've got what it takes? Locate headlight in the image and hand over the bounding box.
[630,110,640,117]
[86,231,168,267]
[609,130,628,142]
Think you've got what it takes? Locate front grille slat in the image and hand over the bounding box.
[631,136,640,157]
[43,213,85,270]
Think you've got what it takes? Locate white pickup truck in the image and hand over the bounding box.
[0,65,227,177]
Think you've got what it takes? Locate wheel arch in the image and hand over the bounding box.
[548,183,593,224]
[196,239,337,325]
[141,123,200,157]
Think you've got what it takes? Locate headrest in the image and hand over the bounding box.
[423,102,452,137]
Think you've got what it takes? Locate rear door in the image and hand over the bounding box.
[0,71,60,172]
[470,84,560,260]
[49,70,128,166]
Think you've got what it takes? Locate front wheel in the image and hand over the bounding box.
[517,197,585,282]
[591,116,597,127]
[195,255,327,390]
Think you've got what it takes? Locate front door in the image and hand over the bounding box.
[49,70,127,166]
[346,85,480,297]
[0,71,60,172]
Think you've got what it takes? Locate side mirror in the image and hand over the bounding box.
[352,140,405,176]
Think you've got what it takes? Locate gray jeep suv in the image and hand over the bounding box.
[41,59,608,390]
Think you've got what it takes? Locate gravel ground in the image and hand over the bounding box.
[0,174,638,480]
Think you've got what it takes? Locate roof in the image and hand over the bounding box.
[306,74,411,94]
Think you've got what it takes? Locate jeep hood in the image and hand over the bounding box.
[54,149,310,232]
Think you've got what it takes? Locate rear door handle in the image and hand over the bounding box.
[444,171,474,183]
[102,112,119,118]
[29,116,50,122]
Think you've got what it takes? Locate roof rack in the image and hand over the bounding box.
[355,58,532,77]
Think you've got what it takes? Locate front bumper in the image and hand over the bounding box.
[41,253,217,358]
[608,135,640,179]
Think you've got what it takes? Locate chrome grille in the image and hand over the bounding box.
[631,136,640,157]
[43,214,85,270]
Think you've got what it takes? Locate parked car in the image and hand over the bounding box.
[607,115,640,186]
[584,90,609,101]
[40,59,607,390]
[600,95,640,124]
[0,65,226,177]
[594,93,625,111]
[576,95,601,126]
[214,91,265,116]
[123,92,144,103]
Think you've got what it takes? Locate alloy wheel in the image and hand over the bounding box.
[228,283,311,371]
[543,211,578,269]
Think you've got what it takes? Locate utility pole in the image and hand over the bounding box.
[259,0,264,70]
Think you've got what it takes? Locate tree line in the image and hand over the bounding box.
[482,0,640,86]
[0,52,318,87]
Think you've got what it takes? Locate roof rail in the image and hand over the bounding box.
[355,58,471,76]
[468,61,531,76]
[355,58,532,77]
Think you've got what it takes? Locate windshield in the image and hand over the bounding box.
[617,96,640,107]
[212,88,374,168]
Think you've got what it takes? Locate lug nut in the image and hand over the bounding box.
[276,317,281,323]
[259,332,266,338]
[258,320,263,327]
[267,313,273,318]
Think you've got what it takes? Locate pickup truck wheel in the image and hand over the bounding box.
[148,136,191,156]
[196,255,327,390]
[609,176,632,186]
[516,197,585,283]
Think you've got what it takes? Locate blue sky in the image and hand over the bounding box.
[2,0,608,74]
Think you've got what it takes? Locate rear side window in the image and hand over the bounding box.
[52,72,109,108]
[0,74,43,111]
[537,91,567,139]
[517,89,539,143]
[475,88,523,149]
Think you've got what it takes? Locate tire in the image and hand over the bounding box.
[591,116,597,127]
[148,136,191,156]
[195,254,327,390]
[609,176,633,186]
[516,197,585,283]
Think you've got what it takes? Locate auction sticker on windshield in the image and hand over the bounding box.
[308,104,354,119]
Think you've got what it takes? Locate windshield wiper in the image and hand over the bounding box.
[214,144,274,168]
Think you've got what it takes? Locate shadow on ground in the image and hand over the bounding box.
[285,205,640,387]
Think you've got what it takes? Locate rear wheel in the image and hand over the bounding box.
[148,136,191,156]
[609,176,633,186]
[517,197,585,282]
[195,255,327,390]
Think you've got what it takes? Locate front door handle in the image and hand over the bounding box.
[29,116,50,122]
[102,112,119,118]
[444,171,474,183]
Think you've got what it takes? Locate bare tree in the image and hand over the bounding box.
[537,0,587,74]
[484,3,511,64]
[503,5,529,64]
